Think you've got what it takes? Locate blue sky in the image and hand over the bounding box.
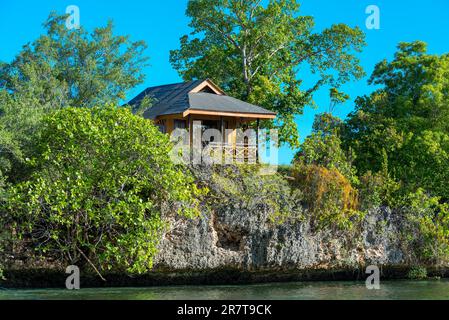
[1,0,448,164]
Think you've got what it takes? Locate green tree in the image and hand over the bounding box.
[0,12,148,109]
[296,132,357,185]
[6,106,202,275]
[399,189,449,265]
[170,0,366,147]
[312,112,343,136]
[0,91,52,185]
[293,111,360,229]
[343,41,449,198]
[328,88,349,114]
[0,12,148,185]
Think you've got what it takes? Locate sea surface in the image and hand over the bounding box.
[2,280,449,300]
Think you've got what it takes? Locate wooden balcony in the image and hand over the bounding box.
[203,142,258,164]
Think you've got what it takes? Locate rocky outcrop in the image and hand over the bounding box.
[154,166,406,272]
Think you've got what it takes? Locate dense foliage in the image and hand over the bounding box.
[201,164,303,225]
[295,113,358,184]
[0,13,148,190]
[170,0,365,147]
[343,41,449,199]
[291,42,449,265]
[398,189,449,266]
[0,12,147,109]
[291,163,360,231]
[5,106,202,274]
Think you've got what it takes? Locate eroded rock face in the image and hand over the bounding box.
[154,166,406,272]
[1,165,409,280]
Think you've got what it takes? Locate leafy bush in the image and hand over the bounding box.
[407,266,428,280]
[295,113,358,185]
[291,163,361,231]
[297,132,358,185]
[399,189,449,266]
[5,106,202,274]
[359,171,400,210]
[358,152,401,210]
[202,164,303,225]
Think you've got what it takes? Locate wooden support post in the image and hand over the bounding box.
[188,115,192,162]
[256,119,260,164]
[220,117,225,144]
[220,117,225,163]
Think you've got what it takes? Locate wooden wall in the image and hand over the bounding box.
[156,114,253,146]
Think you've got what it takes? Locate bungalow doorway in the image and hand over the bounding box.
[201,120,220,146]
[199,119,229,164]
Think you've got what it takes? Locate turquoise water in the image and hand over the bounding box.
[2,280,449,300]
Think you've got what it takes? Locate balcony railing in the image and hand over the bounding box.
[204,142,257,163]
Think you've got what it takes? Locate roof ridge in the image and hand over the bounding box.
[159,79,204,106]
[144,79,204,91]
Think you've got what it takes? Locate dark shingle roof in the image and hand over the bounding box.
[128,80,204,119]
[188,92,276,115]
[127,79,276,119]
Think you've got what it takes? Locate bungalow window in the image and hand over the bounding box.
[174,119,187,130]
[156,120,166,133]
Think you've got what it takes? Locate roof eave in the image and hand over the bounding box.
[182,109,277,119]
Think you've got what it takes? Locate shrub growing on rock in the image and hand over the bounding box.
[358,152,401,210]
[193,164,303,225]
[291,163,361,231]
[399,189,449,266]
[6,106,202,275]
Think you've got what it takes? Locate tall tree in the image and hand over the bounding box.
[0,12,149,184]
[343,41,449,198]
[170,0,365,147]
[0,12,148,109]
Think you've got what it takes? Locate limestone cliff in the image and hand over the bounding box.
[154,165,406,272]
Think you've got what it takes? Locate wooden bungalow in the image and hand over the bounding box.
[128,79,277,162]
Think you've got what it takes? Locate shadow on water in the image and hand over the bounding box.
[2,280,449,300]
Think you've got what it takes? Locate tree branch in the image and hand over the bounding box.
[216,28,241,50]
[76,246,106,282]
[249,0,263,20]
